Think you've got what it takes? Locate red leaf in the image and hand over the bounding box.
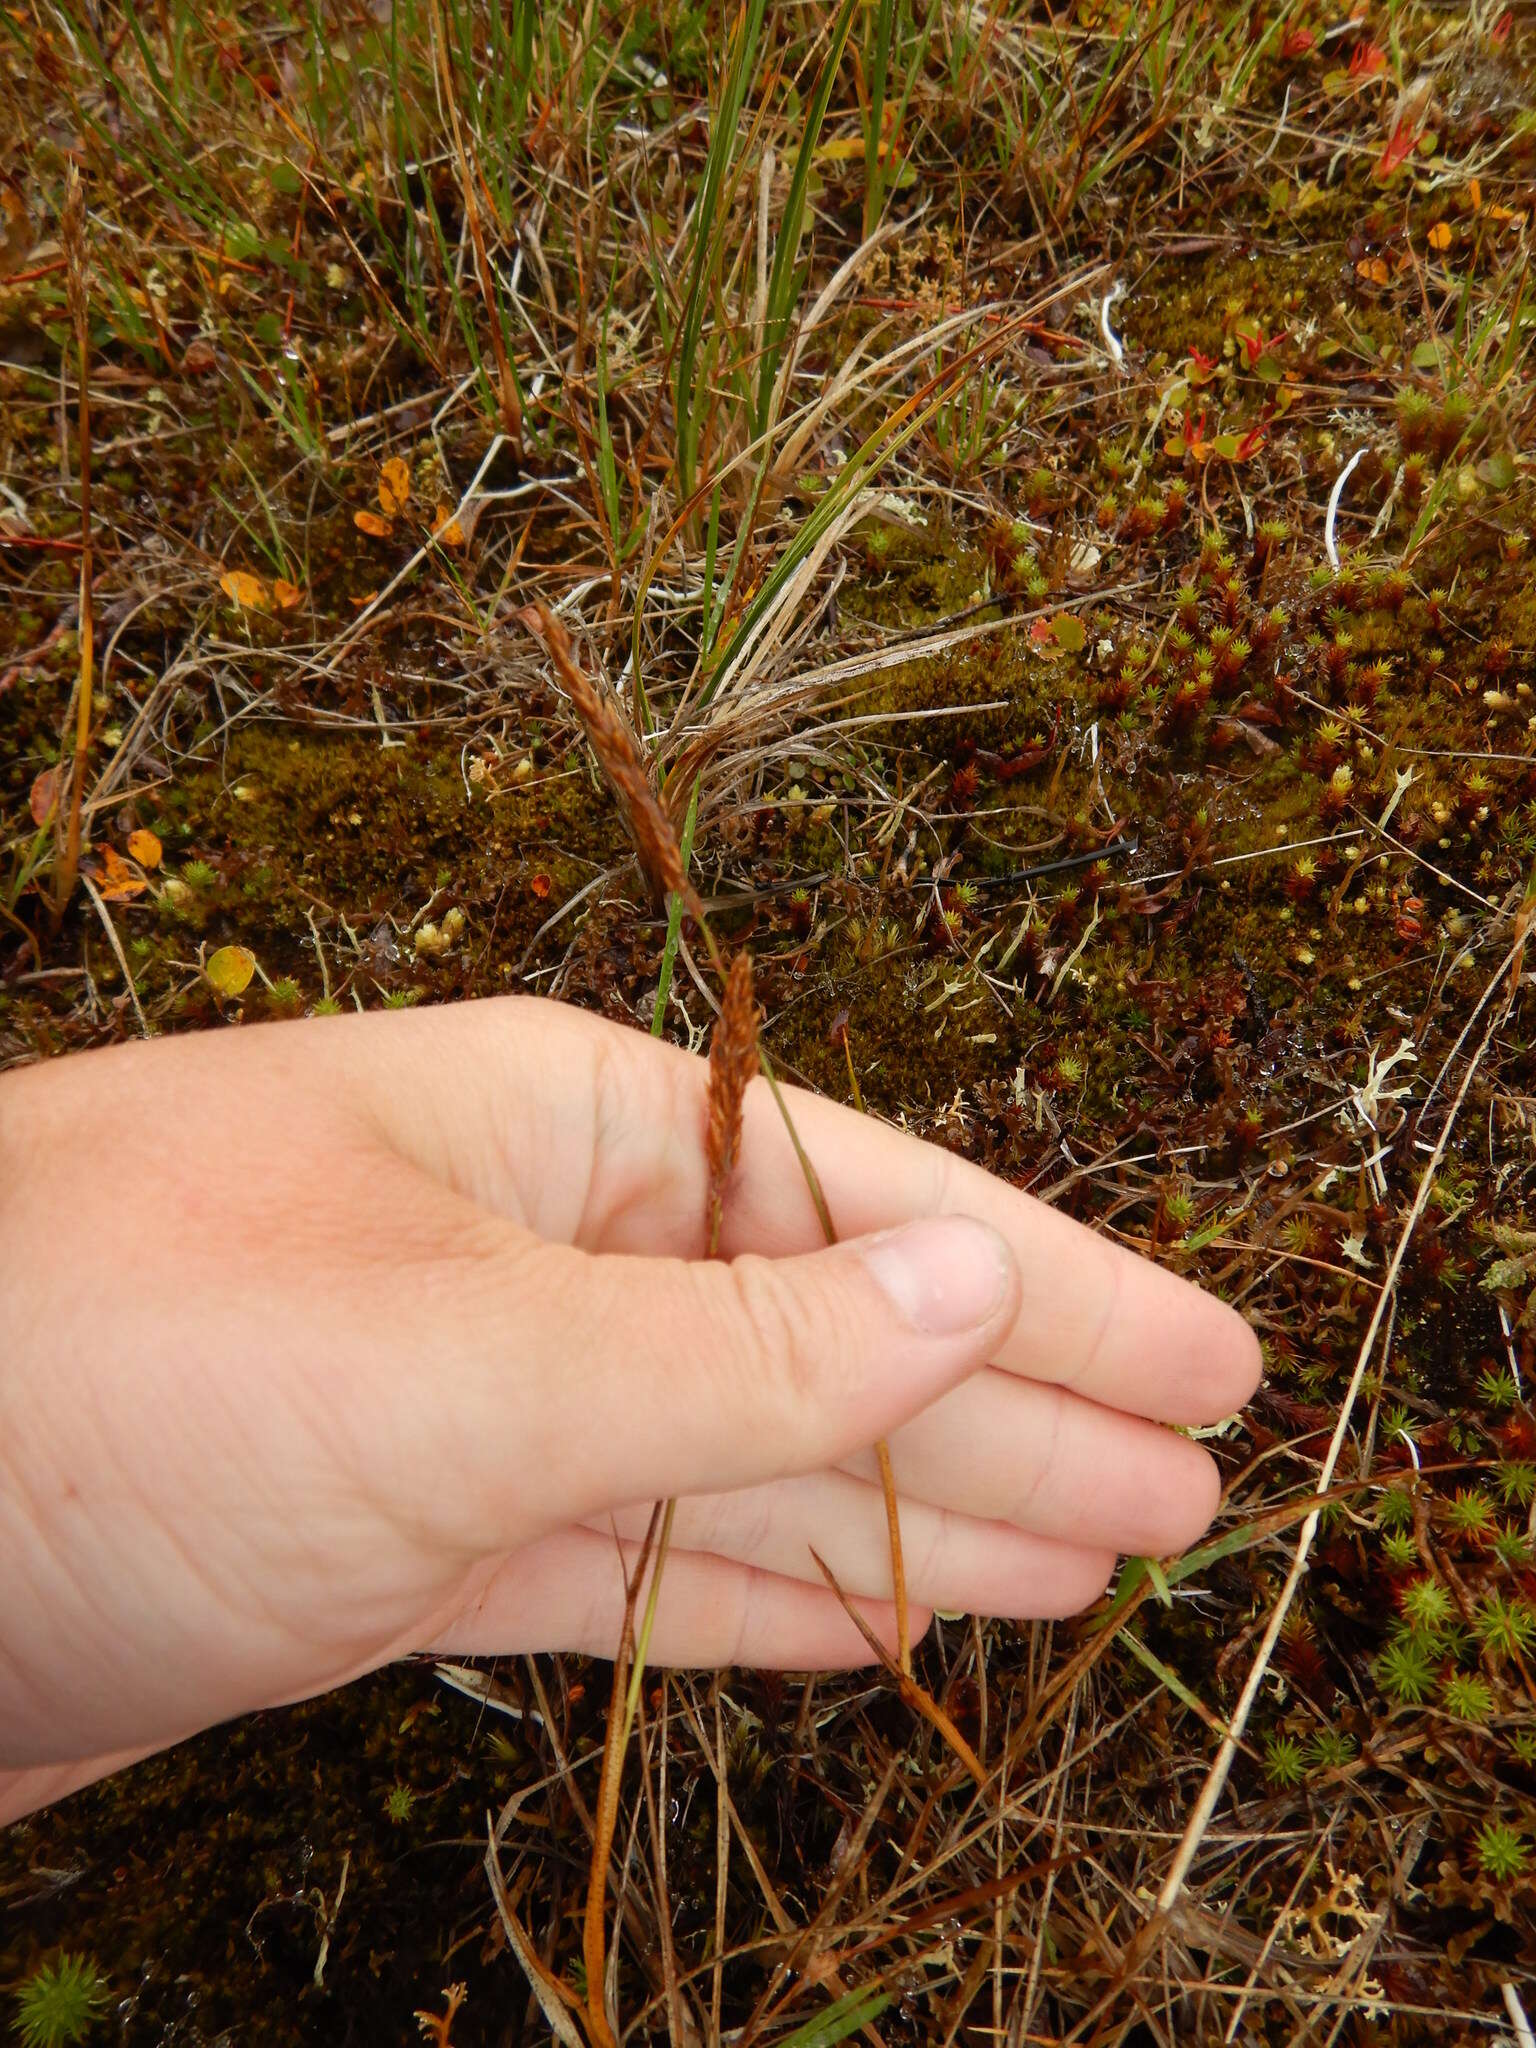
[29,763,60,827]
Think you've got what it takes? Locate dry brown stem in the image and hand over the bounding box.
[54,162,93,915]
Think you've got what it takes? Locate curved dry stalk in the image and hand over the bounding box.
[54,163,93,916]
[583,1503,664,2048]
[809,1550,983,1788]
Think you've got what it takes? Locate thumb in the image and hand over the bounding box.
[420,1215,1020,1539]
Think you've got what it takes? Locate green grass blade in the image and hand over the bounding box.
[650,781,700,1038]
[775,1984,893,2047]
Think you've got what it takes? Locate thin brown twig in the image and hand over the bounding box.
[810,1550,985,1789]
[582,1504,663,2048]
[55,163,93,915]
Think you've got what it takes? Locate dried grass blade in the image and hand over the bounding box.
[809,1550,984,1789]
[584,1504,664,2048]
[55,164,93,915]
[484,1835,586,2048]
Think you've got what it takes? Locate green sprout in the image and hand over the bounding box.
[1475,1593,1536,1660]
[1444,1488,1496,1540]
[1382,1407,1418,1450]
[1382,1530,1417,1569]
[1376,1486,1415,1532]
[383,1783,417,1824]
[1400,1579,1454,1638]
[1305,1728,1356,1773]
[1474,1820,1529,1881]
[1497,1461,1536,1508]
[1477,1366,1521,1410]
[1376,1631,1438,1705]
[1511,1729,1536,1768]
[1263,1733,1306,1788]
[13,1954,109,2048]
[1440,1672,1495,1724]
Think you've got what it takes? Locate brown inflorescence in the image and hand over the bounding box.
[704,950,760,1257]
[518,604,701,921]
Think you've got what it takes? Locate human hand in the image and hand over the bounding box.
[0,997,1258,1820]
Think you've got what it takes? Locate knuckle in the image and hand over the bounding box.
[719,1254,821,1409]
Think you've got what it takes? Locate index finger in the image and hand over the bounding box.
[349,997,1259,1429]
[717,1072,1261,1428]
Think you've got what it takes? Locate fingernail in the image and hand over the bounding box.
[861,1216,1013,1337]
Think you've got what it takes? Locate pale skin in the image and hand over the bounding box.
[0,997,1260,1825]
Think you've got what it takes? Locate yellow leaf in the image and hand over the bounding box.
[1427,221,1452,250]
[220,569,270,609]
[815,136,865,162]
[205,944,257,997]
[354,509,393,539]
[378,456,411,517]
[431,502,465,548]
[126,827,162,869]
[97,845,149,901]
[272,577,303,609]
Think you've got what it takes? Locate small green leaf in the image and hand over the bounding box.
[1051,613,1086,654]
[1139,1555,1174,1606]
[1477,450,1516,490]
[1412,340,1443,371]
[206,944,257,997]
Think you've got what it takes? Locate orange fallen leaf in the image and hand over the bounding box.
[272,577,303,609]
[29,763,60,828]
[1355,255,1391,286]
[97,845,149,901]
[529,872,551,899]
[220,568,270,609]
[205,944,257,997]
[1427,221,1452,251]
[378,456,411,518]
[354,509,393,539]
[126,827,162,869]
[431,502,465,548]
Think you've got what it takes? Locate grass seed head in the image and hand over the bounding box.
[518,605,697,917]
[705,950,760,1254]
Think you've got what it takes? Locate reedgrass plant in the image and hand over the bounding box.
[518,601,981,2045]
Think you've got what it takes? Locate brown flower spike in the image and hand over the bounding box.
[705,951,759,1257]
[518,604,701,922]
